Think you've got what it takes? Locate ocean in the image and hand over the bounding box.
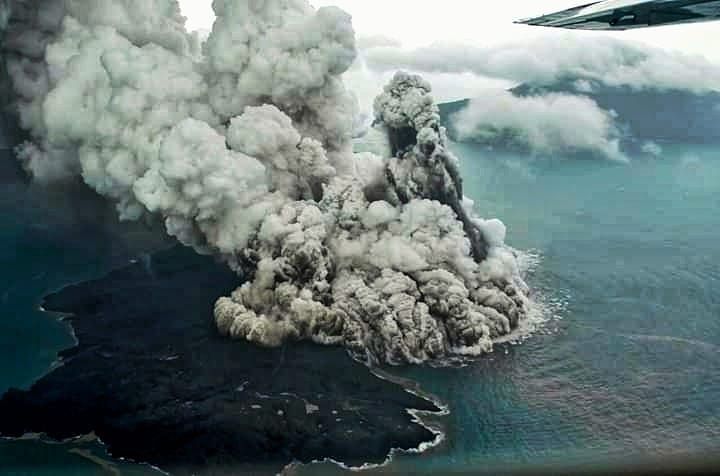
[375,142,720,474]
[1,141,719,474]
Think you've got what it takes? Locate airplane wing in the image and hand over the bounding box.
[516,0,720,30]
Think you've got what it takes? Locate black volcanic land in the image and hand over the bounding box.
[0,245,439,475]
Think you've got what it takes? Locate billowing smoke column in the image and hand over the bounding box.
[1,0,531,365]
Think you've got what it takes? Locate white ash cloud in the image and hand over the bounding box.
[216,72,531,364]
[453,89,627,162]
[1,0,533,365]
[203,0,358,173]
[364,35,720,93]
[1,0,66,181]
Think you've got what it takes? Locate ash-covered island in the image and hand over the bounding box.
[0,246,440,474]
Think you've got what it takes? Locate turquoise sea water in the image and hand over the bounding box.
[1,142,719,474]
[378,142,720,473]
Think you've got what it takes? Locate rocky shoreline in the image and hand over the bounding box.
[0,245,440,475]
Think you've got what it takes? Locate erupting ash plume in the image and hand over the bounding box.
[1,0,532,365]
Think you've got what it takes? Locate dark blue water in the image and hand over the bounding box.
[2,142,720,474]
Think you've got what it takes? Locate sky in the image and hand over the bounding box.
[178,0,720,58]
[177,0,720,109]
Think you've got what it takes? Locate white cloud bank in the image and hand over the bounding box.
[453,90,627,162]
[364,35,720,93]
[359,33,720,161]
